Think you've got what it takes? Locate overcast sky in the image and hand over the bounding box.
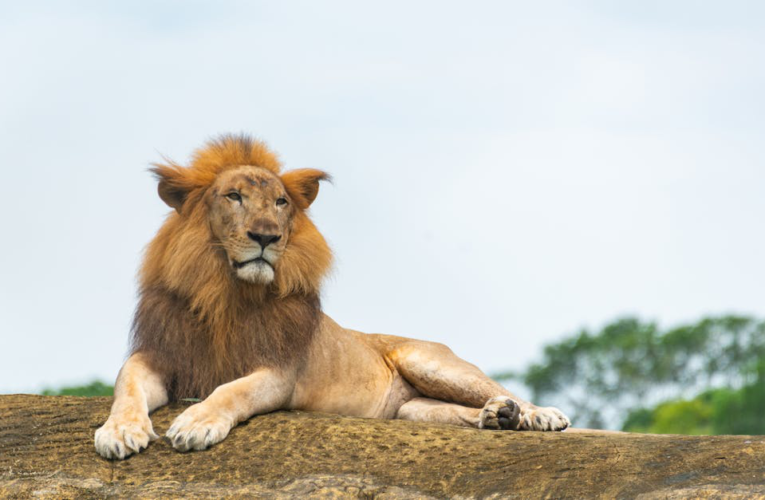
[1,1,764,397]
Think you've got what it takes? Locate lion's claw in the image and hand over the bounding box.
[95,413,158,460]
[166,403,233,452]
[518,406,570,431]
[479,396,521,430]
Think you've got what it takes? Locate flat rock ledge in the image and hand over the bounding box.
[2,395,765,499]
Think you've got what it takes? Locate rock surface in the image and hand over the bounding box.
[2,394,765,498]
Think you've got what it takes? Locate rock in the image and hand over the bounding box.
[2,394,765,498]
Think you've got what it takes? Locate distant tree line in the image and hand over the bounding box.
[41,380,113,397]
[494,315,765,434]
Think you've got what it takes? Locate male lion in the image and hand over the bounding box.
[95,135,570,459]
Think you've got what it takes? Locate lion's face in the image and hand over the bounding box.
[206,166,293,284]
[150,135,331,297]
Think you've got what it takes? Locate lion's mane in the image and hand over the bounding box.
[129,135,332,399]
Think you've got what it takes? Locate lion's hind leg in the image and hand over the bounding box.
[387,340,569,431]
[388,340,518,409]
[397,396,520,430]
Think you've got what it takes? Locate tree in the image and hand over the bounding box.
[496,316,765,432]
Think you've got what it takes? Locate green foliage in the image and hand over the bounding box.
[709,363,765,435]
[622,375,765,436]
[623,392,716,435]
[643,398,714,435]
[41,381,114,397]
[499,315,765,433]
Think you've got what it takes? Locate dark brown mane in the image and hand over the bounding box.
[129,135,332,400]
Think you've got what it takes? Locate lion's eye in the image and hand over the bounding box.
[226,192,242,202]
[275,197,288,207]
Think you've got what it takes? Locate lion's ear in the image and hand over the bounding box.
[281,169,332,209]
[152,164,192,214]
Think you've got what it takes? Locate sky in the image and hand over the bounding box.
[1,1,764,398]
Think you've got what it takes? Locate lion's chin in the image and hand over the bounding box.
[235,260,275,284]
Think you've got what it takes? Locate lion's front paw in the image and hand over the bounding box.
[166,403,233,452]
[95,412,158,460]
[479,396,521,430]
[519,406,570,431]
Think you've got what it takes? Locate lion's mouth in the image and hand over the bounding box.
[232,257,272,269]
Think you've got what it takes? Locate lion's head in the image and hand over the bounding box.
[143,135,332,312]
[171,163,330,286]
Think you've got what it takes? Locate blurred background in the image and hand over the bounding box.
[1,1,764,434]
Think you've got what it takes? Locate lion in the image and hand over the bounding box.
[94,135,570,459]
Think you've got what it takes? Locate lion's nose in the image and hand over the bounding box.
[247,232,282,248]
